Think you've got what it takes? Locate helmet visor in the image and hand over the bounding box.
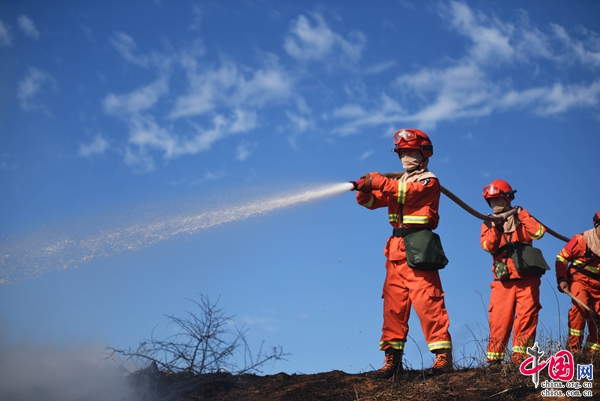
[394,129,419,146]
[482,184,503,198]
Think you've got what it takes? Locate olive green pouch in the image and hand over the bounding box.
[404,229,449,271]
[510,243,550,276]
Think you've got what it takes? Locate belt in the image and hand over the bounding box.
[392,227,430,237]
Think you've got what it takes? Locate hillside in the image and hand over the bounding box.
[130,360,599,401]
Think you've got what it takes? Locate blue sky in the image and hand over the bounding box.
[1,0,599,391]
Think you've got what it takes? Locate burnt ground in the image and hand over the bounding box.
[130,356,600,401]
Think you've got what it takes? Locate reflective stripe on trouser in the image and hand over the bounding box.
[486,275,541,362]
[567,276,600,352]
[379,257,452,353]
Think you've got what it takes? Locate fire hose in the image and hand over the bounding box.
[350,172,570,243]
[350,172,598,321]
[438,184,570,242]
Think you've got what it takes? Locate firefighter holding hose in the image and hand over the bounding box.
[556,211,600,353]
[480,180,549,365]
[351,129,453,378]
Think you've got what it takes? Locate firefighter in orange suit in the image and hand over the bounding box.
[352,129,452,378]
[480,180,546,364]
[556,212,600,353]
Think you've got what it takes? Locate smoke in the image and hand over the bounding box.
[0,340,136,401]
[0,182,353,284]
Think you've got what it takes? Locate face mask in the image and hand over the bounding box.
[401,153,422,171]
[492,204,507,214]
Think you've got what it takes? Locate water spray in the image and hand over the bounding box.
[1,174,568,285]
[0,182,355,284]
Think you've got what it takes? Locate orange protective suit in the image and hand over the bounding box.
[480,209,546,363]
[556,232,600,352]
[356,172,452,354]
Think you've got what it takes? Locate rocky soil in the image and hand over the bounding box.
[130,357,600,401]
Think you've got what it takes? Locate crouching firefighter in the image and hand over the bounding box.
[556,211,600,353]
[351,129,453,379]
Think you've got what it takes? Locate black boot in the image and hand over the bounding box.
[367,348,403,379]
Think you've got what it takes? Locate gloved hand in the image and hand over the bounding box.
[356,174,373,193]
[558,281,568,294]
[354,172,383,193]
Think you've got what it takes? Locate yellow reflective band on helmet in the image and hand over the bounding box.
[428,341,452,351]
[403,215,428,225]
[360,195,375,208]
[397,181,407,204]
[530,224,545,239]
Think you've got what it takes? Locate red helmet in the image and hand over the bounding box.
[392,129,433,158]
[594,211,600,227]
[482,179,516,203]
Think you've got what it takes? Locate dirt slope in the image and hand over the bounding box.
[132,362,598,401]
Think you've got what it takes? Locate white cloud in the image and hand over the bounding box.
[104,77,168,115]
[285,111,314,133]
[550,24,600,68]
[121,108,257,168]
[169,58,292,119]
[124,146,155,173]
[330,1,600,132]
[17,15,40,39]
[331,94,407,135]
[498,82,600,115]
[78,134,111,157]
[189,4,204,31]
[102,29,297,172]
[364,61,397,75]
[0,20,11,46]
[444,0,514,63]
[284,111,315,149]
[110,32,150,67]
[359,150,374,160]
[17,67,57,112]
[284,13,365,62]
[236,140,257,161]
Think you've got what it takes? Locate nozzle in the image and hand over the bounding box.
[349,179,363,191]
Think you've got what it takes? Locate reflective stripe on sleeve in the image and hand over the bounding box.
[530,224,545,239]
[360,195,375,208]
[556,254,567,263]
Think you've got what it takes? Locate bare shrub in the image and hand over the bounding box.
[107,295,288,400]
